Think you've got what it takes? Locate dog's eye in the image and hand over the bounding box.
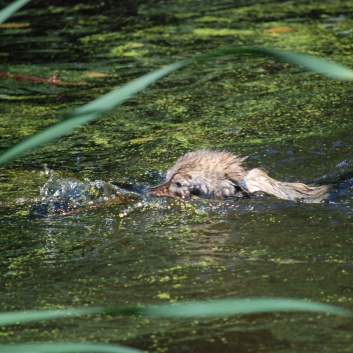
[174,182,182,188]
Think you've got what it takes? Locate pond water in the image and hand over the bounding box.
[1,0,353,352]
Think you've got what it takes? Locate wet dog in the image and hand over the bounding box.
[145,150,329,203]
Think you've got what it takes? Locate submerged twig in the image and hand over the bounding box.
[0,72,85,86]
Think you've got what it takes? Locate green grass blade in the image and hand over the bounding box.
[0,307,104,326]
[144,298,352,318]
[0,0,31,24]
[198,47,353,80]
[0,59,187,165]
[0,343,144,353]
[1,47,352,166]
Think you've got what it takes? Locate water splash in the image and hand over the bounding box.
[33,168,139,216]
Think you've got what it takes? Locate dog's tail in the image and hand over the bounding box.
[245,168,329,203]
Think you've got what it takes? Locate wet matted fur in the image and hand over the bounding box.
[145,150,329,203]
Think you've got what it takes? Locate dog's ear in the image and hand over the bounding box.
[226,174,252,198]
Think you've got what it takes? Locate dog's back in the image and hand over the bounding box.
[146,150,329,202]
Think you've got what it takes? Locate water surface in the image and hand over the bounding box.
[1,1,353,352]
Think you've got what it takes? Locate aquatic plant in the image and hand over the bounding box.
[0,298,351,353]
[1,1,353,353]
[0,2,353,165]
[1,47,352,166]
[0,0,30,24]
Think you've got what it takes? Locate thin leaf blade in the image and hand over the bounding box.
[198,47,353,80]
[0,343,144,353]
[0,307,103,327]
[1,47,353,166]
[144,298,352,318]
[0,60,187,165]
[0,0,31,25]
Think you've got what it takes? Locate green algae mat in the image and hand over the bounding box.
[1,1,353,353]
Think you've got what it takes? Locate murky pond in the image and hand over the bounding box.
[1,0,353,352]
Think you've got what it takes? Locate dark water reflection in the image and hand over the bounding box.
[1,0,353,352]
